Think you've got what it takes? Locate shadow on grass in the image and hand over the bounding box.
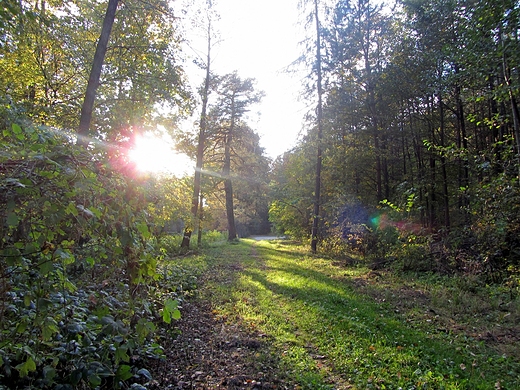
[231,240,519,390]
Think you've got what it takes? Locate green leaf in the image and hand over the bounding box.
[55,248,75,265]
[162,308,171,324]
[70,368,83,385]
[15,357,36,378]
[11,123,22,134]
[116,364,133,381]
[39,259,54,275]
[3,247,22,266]
[12,123,24,140]
[162,298,181,323]
[16,321,27,334]
[41,317,59,340]
[43,365,56,381]
[137,222,151,239]
[115,346,130,364]
[65,202,78,216]
[89,374,102,386]
[6,212,19,227]
[37,298,53,311]
[89,206,102,218]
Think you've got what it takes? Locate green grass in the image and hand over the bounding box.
[199,239,520,389]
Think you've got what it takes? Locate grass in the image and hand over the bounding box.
[190,239,520,389]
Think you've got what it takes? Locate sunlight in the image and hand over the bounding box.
[129,132,193,177]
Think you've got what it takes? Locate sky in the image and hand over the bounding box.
[184,0,309,159]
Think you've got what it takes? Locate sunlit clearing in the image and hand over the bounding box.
[129,132,193,177]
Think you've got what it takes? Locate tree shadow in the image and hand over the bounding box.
[235,241,514,389]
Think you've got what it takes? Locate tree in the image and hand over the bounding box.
[181,1,218,248]
[77,0,119,147]
[203,72,263,240]
[311,0,324,253]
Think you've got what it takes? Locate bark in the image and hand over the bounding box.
[77,0,119,147]
[181,20,212,248]
[224,128,237,241]
[439,92,450,228]
[311,0,323,253]
[500,31,520,177]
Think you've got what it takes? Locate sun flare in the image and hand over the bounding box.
[129,132,193,177]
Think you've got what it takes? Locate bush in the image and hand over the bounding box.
[158,234,184,257]
[0,121,180,388]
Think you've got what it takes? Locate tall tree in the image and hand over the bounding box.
[311,0,324,253]
[205,72,263,241]
[77,0,119,147]
[181,2,217,248]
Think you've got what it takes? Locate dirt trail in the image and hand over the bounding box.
[148,244,292,389]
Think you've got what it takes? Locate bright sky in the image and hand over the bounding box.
[131,0,309,177]
[186,0,308,159]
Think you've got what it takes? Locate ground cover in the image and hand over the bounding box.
[152,239,520,389]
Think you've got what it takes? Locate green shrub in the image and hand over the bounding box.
[158,234,184,257]
[0,121,182,388]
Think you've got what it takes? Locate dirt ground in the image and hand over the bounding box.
[147,255,293,389]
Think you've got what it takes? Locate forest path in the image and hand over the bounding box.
[149,239,294,389]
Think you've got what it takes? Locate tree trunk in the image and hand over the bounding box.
[197,191,203,246]
[181,20,212,248]
[500,30,520,177]
[224,130,237,241]
[439,92,450,228]
[311,0,323,253]
[77,0,119,147]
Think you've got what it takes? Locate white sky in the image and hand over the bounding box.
[183,0,309,159]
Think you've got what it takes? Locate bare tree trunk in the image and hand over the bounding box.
[500,30,520,178]
[77,0,119,147]
[439,92,450,229]
[197,192,203,246]
[181,19,212,248]
[224,130,237,241]
[311,0,323,253]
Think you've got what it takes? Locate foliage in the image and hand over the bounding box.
[0,118,190,388]
[0,0,191,141]
[269,0,520,285]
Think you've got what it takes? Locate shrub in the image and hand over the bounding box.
[0,122,178,388]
